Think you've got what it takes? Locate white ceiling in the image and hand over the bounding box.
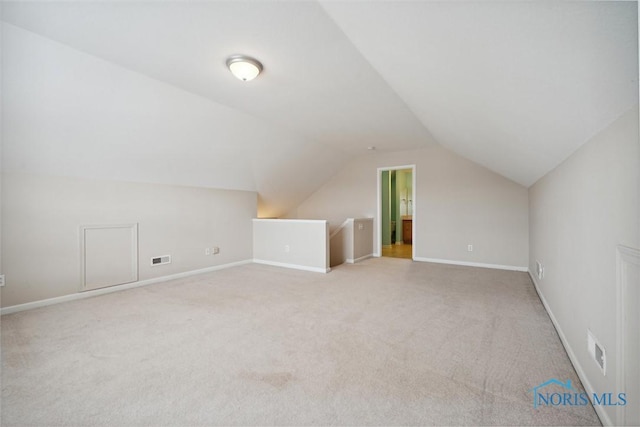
[1,1,638,214]
[320,1,638,186]
[1,1,437,154]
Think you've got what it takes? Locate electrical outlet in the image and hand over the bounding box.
[0,274,4,287]
[212,247,219,255]
[467,244,473,252]
[284,245,290,253]
[536,260,544,280]
[358,223,364,230]
[205,248,211,255]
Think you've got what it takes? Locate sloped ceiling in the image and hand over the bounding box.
[320,1,638,186]
[1,1,637,216]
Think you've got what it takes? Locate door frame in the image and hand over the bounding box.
[375,164,416,259]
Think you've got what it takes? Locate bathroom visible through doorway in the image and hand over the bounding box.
[377,165,415,260]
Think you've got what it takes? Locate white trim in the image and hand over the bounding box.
[412,167,416,260]
[529,271,611,427]
[346,254,374,264]
[616,245,640,426]
[414,257,528,272]
[252,259,330,273]
[0,259,253,316]
[377,165,416,260]
[252,218,328,224]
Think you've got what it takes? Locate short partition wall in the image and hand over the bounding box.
[330,218,374,267]
[253,219,330,273]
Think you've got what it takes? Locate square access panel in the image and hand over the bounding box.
[81,224,138,291]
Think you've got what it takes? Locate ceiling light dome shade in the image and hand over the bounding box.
[226,55,263,81]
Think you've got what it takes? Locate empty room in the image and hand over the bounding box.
[1,1,638,426]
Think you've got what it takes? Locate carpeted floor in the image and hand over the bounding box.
[1,258,601,426]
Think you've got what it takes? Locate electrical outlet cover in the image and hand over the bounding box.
[536,261,543,279]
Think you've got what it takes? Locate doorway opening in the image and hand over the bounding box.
[377,165,416,260]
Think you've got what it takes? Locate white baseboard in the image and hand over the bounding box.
[346,254,374,264]
[252,259,330,274]
[0,259,253,316]
[413,257,528,272]
[528,271,611,426]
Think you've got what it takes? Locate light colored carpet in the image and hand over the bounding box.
[1,258,601,426]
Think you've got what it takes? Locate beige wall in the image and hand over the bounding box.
[0,172,257,307]
[253,219,330,273]
[329,220,352,268]
[289,145,529,269]
[529,105,639,424]
[352,218,374,262]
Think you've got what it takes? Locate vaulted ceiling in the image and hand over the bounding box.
[1,1,637,216]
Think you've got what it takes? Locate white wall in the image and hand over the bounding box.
[0,21,4,279]
[288,144,529,269]
[1,172,256,308]
[528,105,639,425]
[253,219,330,273]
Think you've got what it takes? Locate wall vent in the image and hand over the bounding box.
[587,329,606,375]
[151,255,171,266]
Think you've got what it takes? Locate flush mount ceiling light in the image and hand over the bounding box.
[226,55,263,82]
